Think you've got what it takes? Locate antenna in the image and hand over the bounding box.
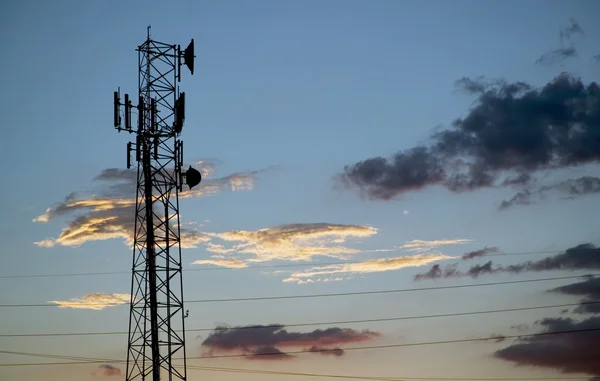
[124,94,131,130]
[113,89,121,127]
[177,39,195,82]
[137,96,144,131]
[126,142,132,169]
[174,92,185,134]
[150,98,156,132]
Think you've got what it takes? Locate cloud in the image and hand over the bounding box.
[494,316,600,379]
[403,210,409,215]
[399,239,471,253]
[534,19,583,66]
[246,345,292,360]
[501,173,533,187]
[462,247,499,260]
[34,164,271,249]
[338,74,600,201]
[93,364,122,377]
[310,346,344,356]
[283,253,455,284]
[192,259,248,268]
[535,46,578,66]
[50,293,130,310]
[500,176,600,210]
[337,146,445,200]
[551,277,600,314]
[193,230,464,282]
[202,223,378,262]
[559,18,585,42]
[201,324,379,360]
[415,243,600,280]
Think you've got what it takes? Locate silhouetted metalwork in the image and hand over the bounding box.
[112,26,196,381]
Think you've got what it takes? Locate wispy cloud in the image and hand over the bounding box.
[93,364,122,377]
[559,18,585,42]
[283,254,455,284]
[201,324,379,360]
[192,259,248,268]
[399,239,472,253]
[202,223,378,262]
[192,232,467,283]
[535,18,584,66]
[34,163,272,249]
[500,176,600,210]
[535,46,578,66]
[50,293,130,310]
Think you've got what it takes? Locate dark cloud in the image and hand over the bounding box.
[462,247,499,260]
[338,147,445,200]
[499,189,534,210]
[552,276,600,299]
[551,277,600,314]
[500,176,600,210]
[201,324,379,360]
[576,303,600,315]
[339,74,600,200]
[415,243,600,280]
[94,364,121,377]
[495,316,600,379]
[551,176,600,197]
[535,46,578,66]
[246,345,292,361]
[413,263,460,281]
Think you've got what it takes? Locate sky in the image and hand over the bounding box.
[1,0,600,380]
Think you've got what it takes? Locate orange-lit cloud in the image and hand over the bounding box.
[283,253,455,284]
[192,259,248,268]
[50,293,130,310]
[201,223,378,262]
[33,163,272,249]
[399,239,472,252]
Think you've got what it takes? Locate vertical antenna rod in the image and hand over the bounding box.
[112,27,198,381]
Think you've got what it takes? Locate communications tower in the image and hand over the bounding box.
[112,27,201,381]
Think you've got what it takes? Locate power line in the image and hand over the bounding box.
[1,248,597,280]
[1,300,597,338]
[0,274,595,308]
[1,327,598,366]
[186,364,591,381]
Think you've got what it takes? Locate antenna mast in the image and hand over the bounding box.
[112,27,199,381]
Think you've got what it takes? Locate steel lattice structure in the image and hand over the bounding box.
[113,27,197,381]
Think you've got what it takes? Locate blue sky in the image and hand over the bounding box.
[2,0,600,380]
